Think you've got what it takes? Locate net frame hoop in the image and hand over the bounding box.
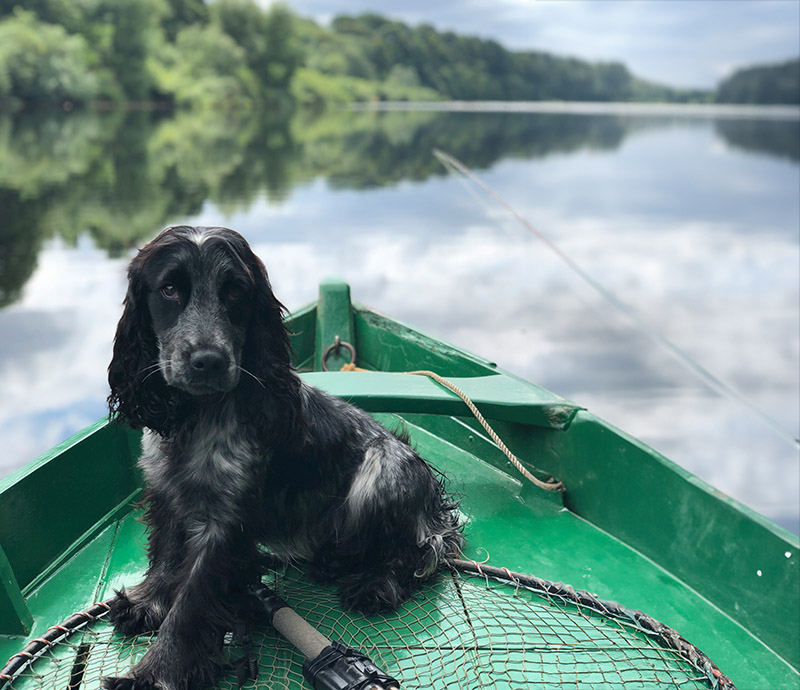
[448,558,735,690]
[0,564,736,690]
[0,602,111,689]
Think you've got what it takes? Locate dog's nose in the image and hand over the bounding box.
[190,349,226,375]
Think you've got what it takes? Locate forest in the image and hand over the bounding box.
[716,58,800,105]
[0,0,798,109]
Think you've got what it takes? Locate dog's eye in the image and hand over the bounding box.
[161,284,180,300]
[225,286,243,302]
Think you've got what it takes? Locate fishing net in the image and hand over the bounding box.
[1,561,733,690]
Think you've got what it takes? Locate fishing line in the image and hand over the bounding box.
[433,148,799,450]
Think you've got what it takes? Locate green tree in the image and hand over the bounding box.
[296,16,376,80]
[0,0,84,31]
[321,13,692,103]
[260,4,302,89]
[211,0,271,80]
[386,65,421,89]
[104,0,166,102]
[161,0,208,42]
[151,23,259,108]
[716,58,800,104]
[211,0,301,93]
[0,10,106,105]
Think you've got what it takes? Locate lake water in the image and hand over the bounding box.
[1,104,798,534]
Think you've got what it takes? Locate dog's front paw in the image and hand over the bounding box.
[108,589,164,637]
[104,646,222,690]
[102,672,178,690]
[102,675,154,690]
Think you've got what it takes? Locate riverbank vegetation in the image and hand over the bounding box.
[716,58,800,105]
[0,0,798,110]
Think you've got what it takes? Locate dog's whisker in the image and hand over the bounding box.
[141,367,163,384]
[137,362,161,375]
[238,366,266,388]
[137,363,162,382]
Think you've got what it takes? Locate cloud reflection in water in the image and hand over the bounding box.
[0,109,797,534]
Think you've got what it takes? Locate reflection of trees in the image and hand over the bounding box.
[292,110,626,189]
[0,190,45,307]
[714,119,800,163]
[2,106,797,307]
[0,111,120,196]
[0,111,121,305]
[0,107,303,304]
[211,115,298,209]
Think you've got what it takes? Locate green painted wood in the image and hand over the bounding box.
[286,301,317,371]
[399,412,562,506]
[353,306,497,377]
[0,418,138,592]
[0,544,31,635]
[557,412,800,671]
[346,297,800,677]
[314,278,354,372]
[300,371,581,430]
[389,413,798,690]
[8,522,119,643]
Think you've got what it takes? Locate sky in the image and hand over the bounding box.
[264,0,800,89]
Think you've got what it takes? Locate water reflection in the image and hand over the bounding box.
[715,118,800,162]
[0,107,617,302]
[0,106,798,533]
[1,107,797,276]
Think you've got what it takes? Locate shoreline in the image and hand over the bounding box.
[349,100,800,120]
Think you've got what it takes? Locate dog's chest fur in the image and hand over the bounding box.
[139,404,261,527]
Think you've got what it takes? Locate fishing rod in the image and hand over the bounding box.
[252,584,400,690]
[433,148,799,450]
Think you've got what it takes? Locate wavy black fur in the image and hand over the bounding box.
[103,226,463,690]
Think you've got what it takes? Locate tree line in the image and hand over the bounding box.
[716,58,799,106]
[0,0,303,109]
[0,0,797,109]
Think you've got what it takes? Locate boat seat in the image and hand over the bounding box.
[300,371,582,430]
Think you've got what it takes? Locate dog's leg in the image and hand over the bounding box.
[104,519,254,690]
[109,494,185,636]
[326,437,462,615]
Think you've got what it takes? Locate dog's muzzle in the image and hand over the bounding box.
[169,345,239,395]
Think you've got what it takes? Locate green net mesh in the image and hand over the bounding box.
[2,566,722,690]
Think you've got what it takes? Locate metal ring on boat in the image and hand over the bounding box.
[321,336,356,371]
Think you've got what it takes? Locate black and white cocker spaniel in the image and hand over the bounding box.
[103,225,462,690]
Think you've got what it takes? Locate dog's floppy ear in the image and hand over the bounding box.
[242,249,294,383]
[107,255,174,433]
[237,242,304,440]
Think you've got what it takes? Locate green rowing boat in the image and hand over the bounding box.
[0,279,797,690]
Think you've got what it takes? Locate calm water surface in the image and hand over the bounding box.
[1,105,798,533]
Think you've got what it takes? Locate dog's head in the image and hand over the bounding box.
[108,226,292,433]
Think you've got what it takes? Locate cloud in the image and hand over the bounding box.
[2,120,796,526]
[0,239,129,475]
[3,209,796,519]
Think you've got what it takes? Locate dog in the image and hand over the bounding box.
[103,225,463,690]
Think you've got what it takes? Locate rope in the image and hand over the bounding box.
[340,364,564,493]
